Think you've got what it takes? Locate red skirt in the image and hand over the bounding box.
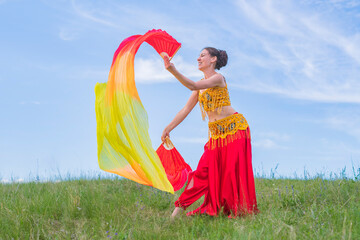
[174,114,259,218]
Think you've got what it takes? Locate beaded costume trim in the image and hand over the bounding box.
[208,113,248,139]
[198,81,231,120]
[207,113,250,149]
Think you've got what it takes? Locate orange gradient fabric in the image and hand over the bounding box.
[94,30,181,193]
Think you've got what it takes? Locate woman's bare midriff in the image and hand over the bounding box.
[207,105,237,122]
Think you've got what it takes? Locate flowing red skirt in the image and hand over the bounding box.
[174,127,259,218]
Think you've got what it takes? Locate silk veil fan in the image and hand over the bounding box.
[95,29,182,193]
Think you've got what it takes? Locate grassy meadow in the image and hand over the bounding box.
[0,174,359,239]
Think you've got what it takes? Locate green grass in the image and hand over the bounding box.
[1,177,359,239]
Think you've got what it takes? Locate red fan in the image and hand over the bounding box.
[111,29,181,67]
[156,138,192,191]
[144,29,181,60]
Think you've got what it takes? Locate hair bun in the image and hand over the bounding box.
[217,50,228,70]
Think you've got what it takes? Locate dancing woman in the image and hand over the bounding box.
[161,47,259,218]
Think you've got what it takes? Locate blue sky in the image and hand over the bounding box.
[1,0,360,182]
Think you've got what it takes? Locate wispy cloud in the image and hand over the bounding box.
[315,137,360,160]
[323,110,360,141]
[59,28,78,41]
[68,68,108,81]
[301,106,360,142]
[19,101,41,105]
[222,0,360,103]
[256,131,290,141]
[1,178,24,184]
[0,179,9,184]
[252,131,290,149]
[63,56,201,84]
[52,0,216,50]
[50,0,123,41]
[303,0,360,9]
[47,0,360,103]
[252,139,282,149]
[70,0,118,28]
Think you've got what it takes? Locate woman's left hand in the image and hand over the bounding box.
[161,127,170,142]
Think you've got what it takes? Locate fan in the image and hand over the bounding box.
[144,29,181,60]
[156,138,192,191]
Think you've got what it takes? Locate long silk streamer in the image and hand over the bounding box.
[94,30,181,194]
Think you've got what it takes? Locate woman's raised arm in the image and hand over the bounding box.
[163,55,224,91]
[161,90,199,142]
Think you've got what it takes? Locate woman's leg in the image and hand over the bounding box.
[171,207,184,219]
[172,145,211,215]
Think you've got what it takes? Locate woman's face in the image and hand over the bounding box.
[197,49,216,71]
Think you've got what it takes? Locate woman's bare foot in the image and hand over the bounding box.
[170,207,184,220]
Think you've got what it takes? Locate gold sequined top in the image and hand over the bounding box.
[198,79,231,120]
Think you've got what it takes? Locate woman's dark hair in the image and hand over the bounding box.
[203,47,228,70]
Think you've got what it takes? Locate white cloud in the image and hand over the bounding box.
[59,28,78,41]
[51,0,123,41]
[1,179,9,184]
[48,0,360,103]
[302,107,360,142]
[252,139,278,149]
[19,101,41,105]
[69,68,108,81]
[224,0,360,103]
[0,178,25,184]
[134,58,173,83]
[65,56,201,84]
[300,17,360,64]
[135,56,202,84]
[256,131,290,142]
[323,111,360,141]
[252,131,290,149]
[318,138,360,155]
[313,0,360,9]
[52,0,216,49]
[70,0,118,28]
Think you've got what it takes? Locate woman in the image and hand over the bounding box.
[161,47,259,218]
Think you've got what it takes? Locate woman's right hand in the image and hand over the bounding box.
[161,128,170,142]
[162,53,175,72]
